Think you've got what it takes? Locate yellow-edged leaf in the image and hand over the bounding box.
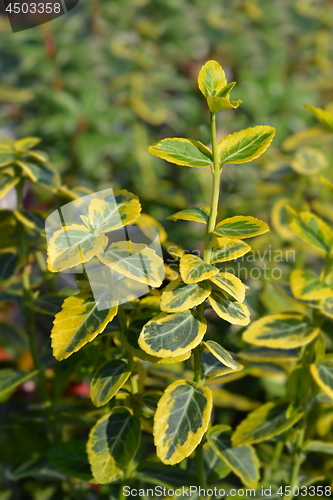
[198,60,227,99]
[14,137,41,150]
[136,213,167,244]
[289,211,333,253]
[87,407,141,483]
[16,160,60,192]
[209,272,246,303]
[167,206,210,224]
[237,347,299,363]
[218,126,275,165]
[232,401,304,447]
[98,241,164,288]
[47,224,108,272]
[214,216,269,239]
[179,254,218,284]
[291,147,327,175]
[154,380,212,465]
[319,176,333,193]
[310,357,333,400]
[203,340,238,370]
[51,288,118,360]
[208,237,251,264]
[207,425,260,489]
[243,313,320,349]
[160,278,211,313]
[303,103,333,131]
[0,172,19,199]
[148,138,212,168]
[90,359,131,407]
[208,290,250,326]
[291,269,333,301]
[88,189,141,235]
[138,310,207,358]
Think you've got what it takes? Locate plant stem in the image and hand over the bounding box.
[118,304,128,332]
[193,344,203,385]
[204,112,221,264]
[195,443,206,489]
[285,426,305,500]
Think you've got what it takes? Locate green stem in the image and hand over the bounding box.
[204,112,221,265]
[193,343,203,385]
[118,462,133,500]
[195,443,206,490]
[118,304,128,332]
[285,426,305,500]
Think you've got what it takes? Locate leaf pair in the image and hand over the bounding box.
[149,126,275,169]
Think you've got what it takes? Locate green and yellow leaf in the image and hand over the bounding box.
[214,216,269,239]
[87,407,141,483]
[121,317,191,364]
[0,172,19,199]
[203,340,239,370]
[0,369,38,398]
[232,401,304,446]
[160,278,211,313]
[208,237,251,264]
[98,241,164,288]
[291,147,327,175]
[167,207,210,224]
[138,310,207,358]
[47,224,108,273]
[303,441,333,455]
[88,189,141,235]
[303,103,333,132]
[179,254,218,284]
[90,359,131,407]
[16,160,60,192]
[201,349,243,380]
[154,380,212,465]
[291,270,333,301]
[148,138,212,168]
[210,272,246,302]
[207,425,260,489]
[310,357,333,400]
[198,60,227,99]
[218,126,275,165]
[238,347,299,363]
[208,291,250,326]
[207,95,241,114]
[136,213,167,244]
[243,313,320,349]
[289,211,333,253]
[319,176,333,193]
[51,288,118,361]
[14,137,41,151]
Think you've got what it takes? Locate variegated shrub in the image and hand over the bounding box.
[44,60,275,488]
[4,61,333,498]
